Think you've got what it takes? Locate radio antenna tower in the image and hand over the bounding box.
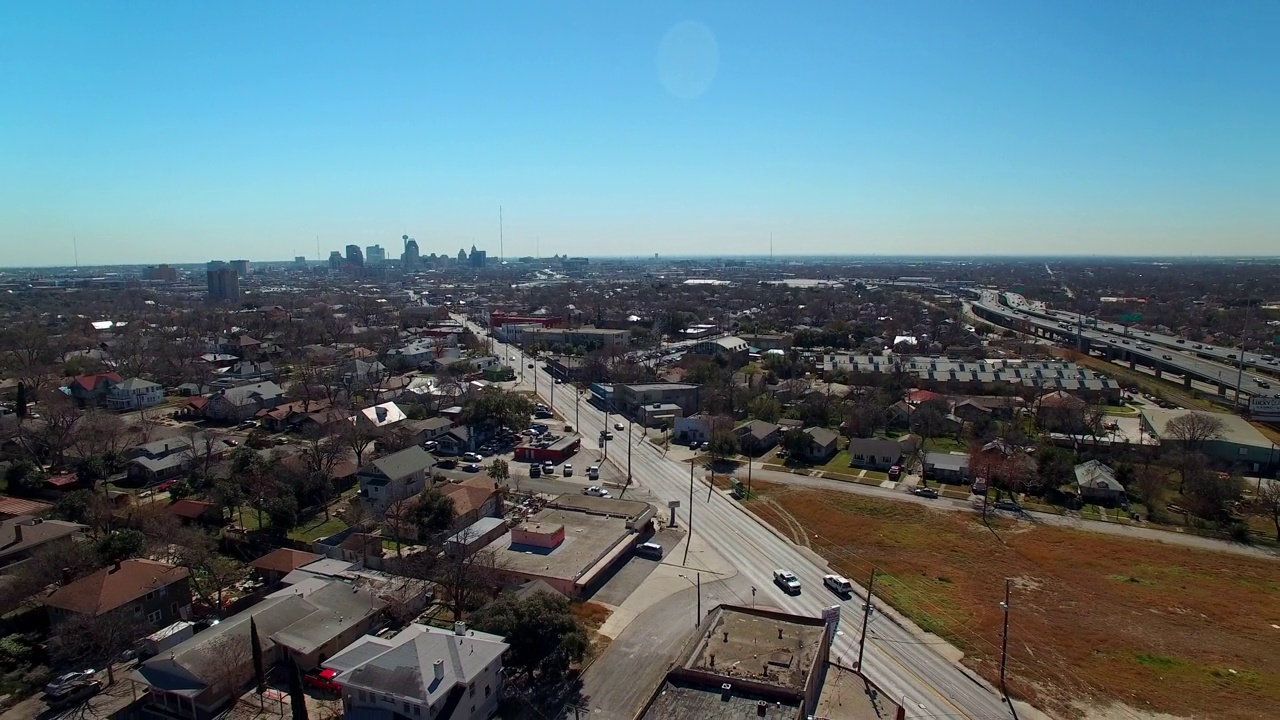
[499,205,504,263]
[73,236,79,269]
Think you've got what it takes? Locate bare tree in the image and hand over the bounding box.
[1256,481,1280,541]
[202,633,254,703]
[382,488,420,557]
[1164,411,1225,450]
[438,525,506,620]
[50,609,148,684]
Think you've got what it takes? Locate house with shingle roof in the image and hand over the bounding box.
[67,372,123,407]
[44,558,191,629]
[325,622,508,720]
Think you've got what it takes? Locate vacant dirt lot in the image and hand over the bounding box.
[747,481,1280,720]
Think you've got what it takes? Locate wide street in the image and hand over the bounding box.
[464,318,1016,720]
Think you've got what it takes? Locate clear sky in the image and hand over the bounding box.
[2,1,1278,266]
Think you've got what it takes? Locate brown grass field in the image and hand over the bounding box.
[746,480,1280,720]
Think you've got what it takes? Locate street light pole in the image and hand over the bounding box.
[1235,302,1251,406]
[683,458,695,565]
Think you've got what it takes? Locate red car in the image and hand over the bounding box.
[155,480,178,493]
[303,668,342,694]
[888,465,902,480]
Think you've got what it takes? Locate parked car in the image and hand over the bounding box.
[542,461,555,474]
[463,452,483,463]
[45,670,95,696]
[588,465,600,480]
[435,459,458,469]
[913,487,940,499]
[773,569,802,595]
[529,464,541,478]
[463,462,481,473]
[635,541,663,559]
[303,668,342,694]
[422,440,438,451]
[689,441,701,450]
[993,500,1023,512]
[888,465,902,480]
[45,679,104,710]
[583,486,610,497]
[563,463,573,477]
[823,574,853,597]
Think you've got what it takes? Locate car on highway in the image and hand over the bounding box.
[1259,381,1272,389]
[603,431,614,440]
[1162,354,1172,360]
[823,574,853,597]
[45,670,95,695]
[913,487,940,499]
[45,679,104,710]
[303,668,342,694]
[773,569,802,595]
[527,363,534,368]
[583,486,610,497]
[614,422,625,431]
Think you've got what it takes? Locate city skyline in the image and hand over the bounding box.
[3,2,1278,266]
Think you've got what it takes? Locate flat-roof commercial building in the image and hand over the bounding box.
[827,355,1122,403]
[524,326,630,350]
[614,382,701,419]
[638,605,835,720]
[484,495,654,598]
[1140,407,1278,473]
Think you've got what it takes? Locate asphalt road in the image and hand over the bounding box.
[973,291,1278,398]
[464,317,1013,720]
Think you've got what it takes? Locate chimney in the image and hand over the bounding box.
[61,567,72,585]
[432,659,445,681]
[454,621,466,636]
[12,524,20,545]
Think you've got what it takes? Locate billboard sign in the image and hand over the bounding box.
[1249,395,1280,422]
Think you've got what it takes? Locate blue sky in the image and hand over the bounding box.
[2,1,1277,266]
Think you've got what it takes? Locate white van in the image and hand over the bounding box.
[636,542,663,559]
[823,574,853,597]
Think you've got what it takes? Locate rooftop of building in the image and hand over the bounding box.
[484,508,630,582]
[640,678,801,720]
[684,607,827,693]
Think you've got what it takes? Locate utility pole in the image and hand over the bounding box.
[1235,301,1252,406]
[626,415,633,486]
[856,569,876,670]
[1000,578,1019,720]
[696,571,701,626]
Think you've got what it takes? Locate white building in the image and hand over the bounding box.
[106,378,165,411]
[326,622,508,720]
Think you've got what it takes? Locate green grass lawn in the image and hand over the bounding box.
[1103,404,1140,416]
[819,450,853,473]
[922,437,966,453]
[287,515,349,543]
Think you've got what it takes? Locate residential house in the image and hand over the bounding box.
[846,437,908,471]
[673,413,732,445]
[249,548,323,587]
[798,427,840,464]
[359,446,434,513]
[325,622,508,720]
[951,396,1023,423]
[354,401,407,432]
[131,579,385,719]
[213,360,277,386]
[440,477,502,531]
[1036,391,1087,433]
[405,416,454,445]
[106,378,165,411]
[126,435,232,482]
[67,372,123,407]
[435,425,492,456]
[922,452,970,484]
[256,399,330,433]
[295,407,347,436]
[341,359,389,389]
[165,499,223,526]
[0,496,53,521]
[219,334,262,358]
[44,559,191,629]
[735,420,780,454]
[1074,460,1127,505]
[204,381,285,423]
[0,516,87,575]
[313,531,386,566]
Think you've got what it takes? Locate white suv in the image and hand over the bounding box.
[823,574,853,597]
[773,569,801,595]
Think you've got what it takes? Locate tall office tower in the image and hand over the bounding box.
[328,251,343,271]
[402,237,420,270]
[365,244,386,265]
[469,245,487,268]
[228,259,250,276]
[206,263,240,303]
[345,244,364,268]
